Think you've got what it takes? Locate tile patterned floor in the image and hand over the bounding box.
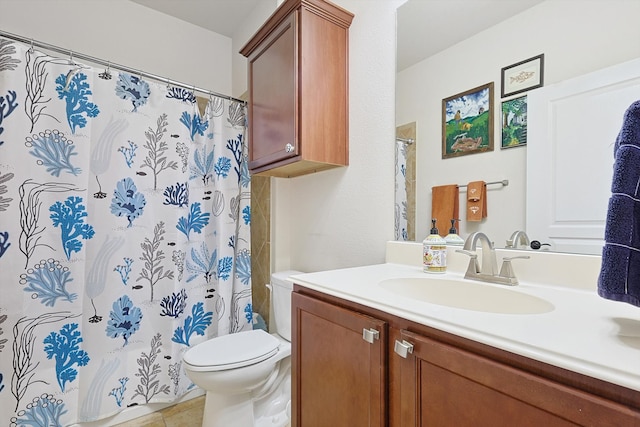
[113,396,204,427]
[112,395,292,427]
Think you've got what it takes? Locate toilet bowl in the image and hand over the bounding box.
[183,270,302,427]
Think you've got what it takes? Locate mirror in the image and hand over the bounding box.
[395,0,640,255]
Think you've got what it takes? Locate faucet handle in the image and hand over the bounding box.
[455,249,480,274]
[455,249,476,257]
[499,256,530,281]
[507,231,531,249]
[502,255,531,262]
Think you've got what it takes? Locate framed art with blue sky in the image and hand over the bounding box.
[442,82,494,159]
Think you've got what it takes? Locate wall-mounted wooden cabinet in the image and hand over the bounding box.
[240,0,353,178]
[292,286,640,426]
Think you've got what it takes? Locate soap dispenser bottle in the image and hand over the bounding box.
[444,219,465,246]
[423,219,447,274]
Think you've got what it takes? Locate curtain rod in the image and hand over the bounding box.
[0,30,247,105]
[396,137,414,145]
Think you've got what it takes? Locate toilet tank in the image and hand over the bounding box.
[270,270,302,342]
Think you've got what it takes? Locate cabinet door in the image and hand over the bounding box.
[396,330,640,427]
[292,292,387,427]
[246,11,297,171]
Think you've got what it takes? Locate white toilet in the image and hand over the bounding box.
[183,270,301,427]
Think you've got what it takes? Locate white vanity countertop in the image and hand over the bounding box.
[290,252,640,393]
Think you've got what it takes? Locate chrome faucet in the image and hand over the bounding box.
[462,232,498,276]
[506,230,530,249]
[457,232,529,286]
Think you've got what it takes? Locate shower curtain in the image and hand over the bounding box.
[0,37,252,425]
[395,140,408,241]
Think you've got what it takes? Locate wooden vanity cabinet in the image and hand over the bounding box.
[291,292,387,427]
[397,329,640,426]
[240,0,353,178]
[292,286,640,427]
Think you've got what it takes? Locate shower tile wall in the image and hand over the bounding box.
[230,89,272,328]
[251,175,271,326]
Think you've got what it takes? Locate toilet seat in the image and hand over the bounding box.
[183,329,280,372]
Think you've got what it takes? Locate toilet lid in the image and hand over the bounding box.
[183,329,280,370]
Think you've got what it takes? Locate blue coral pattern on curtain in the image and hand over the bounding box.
[0,37,252,425]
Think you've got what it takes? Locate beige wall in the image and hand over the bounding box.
[272,0,402,274]
[0,0,233,95]
[232,0,403,275]
[396,0,640,246]
[233,0,402,311]
[231,0,279,98]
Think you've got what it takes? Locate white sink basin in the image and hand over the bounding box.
[379,278,554,314]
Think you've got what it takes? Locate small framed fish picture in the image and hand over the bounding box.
[442,82,494,159]
[501,54,544,98]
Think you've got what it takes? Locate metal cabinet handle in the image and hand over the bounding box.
[285,143,294,153]
[362,328,380,344]
[394,339,414,358]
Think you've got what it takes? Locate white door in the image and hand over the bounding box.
[527,58,640,255]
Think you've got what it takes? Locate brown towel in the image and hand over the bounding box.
[466,181,487,222]
[431,185,459,236]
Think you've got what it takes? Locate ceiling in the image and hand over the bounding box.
[130,0,543,71]
[130,0,263,38]
[396,0,544,71]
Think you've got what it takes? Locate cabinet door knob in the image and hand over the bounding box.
[394,339,414,358]
[285,143,294,153]
[362,328,380,344]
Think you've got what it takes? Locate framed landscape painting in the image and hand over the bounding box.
[501,95,528,149]
[442,82,494,159]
